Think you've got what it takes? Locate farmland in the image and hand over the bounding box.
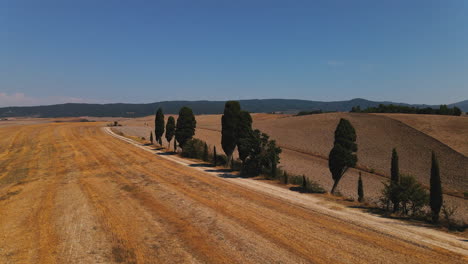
[0,121,467,263]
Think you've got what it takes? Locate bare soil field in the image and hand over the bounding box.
[1,121,467,263]
[118,113,468,222]
[378,113,468,157]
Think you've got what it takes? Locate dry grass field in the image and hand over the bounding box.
[1,121,467,263]
[118,112,468,221]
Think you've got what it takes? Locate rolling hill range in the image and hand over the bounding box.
[1,98,467,117]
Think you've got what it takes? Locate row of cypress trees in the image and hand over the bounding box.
[152,106,196,152]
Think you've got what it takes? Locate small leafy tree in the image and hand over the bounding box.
[165,116,176,149]
[221,101,241,167]
[155,108,165,145]
[240,129,281,177]
[430,151,443,223]
[328,119,357,194]
[175,107,196,149]
[381,174,428,216]
[358,172,364,202]
[399,175,428,215]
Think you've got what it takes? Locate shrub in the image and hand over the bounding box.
[442,203,458,230]
[282,172,325,193]
[216,154,228,166]
[181,138,206,159]
[380,174,428,216]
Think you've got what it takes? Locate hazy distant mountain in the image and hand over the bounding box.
[449,100,468,111]
[0,98,465,118]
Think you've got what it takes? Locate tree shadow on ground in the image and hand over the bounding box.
[289,186,309,194]
[151,147,165,151]
[189,163,214,168]
[156,152,176,156]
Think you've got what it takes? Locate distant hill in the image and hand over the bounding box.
[449,99,468,111]
[0,98,465,118]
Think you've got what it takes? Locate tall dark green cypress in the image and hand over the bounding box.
[155,108,165,145]
[175,107,196,149]
[237,110,253,164]
[328,118,358,194]
[358,172,364,202]
[213,146,217,166]
[430,151,443,223]
[390,148,400,212]
[221,101,241,167]
[149,132,153,144]
[203,143,209,162]
[391,148,399,183]
[165,116,176,149]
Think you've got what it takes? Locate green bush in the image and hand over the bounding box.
[380,174,429,216]
[181,138,206,159]
[216,154,228,166]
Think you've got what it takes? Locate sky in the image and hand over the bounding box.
[1,0,467,106]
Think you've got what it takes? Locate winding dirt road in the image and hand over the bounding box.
[0,122,467,263]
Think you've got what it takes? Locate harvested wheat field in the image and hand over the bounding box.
[378,113,468,157]
[118,112,468,222]
[0,121,466,263]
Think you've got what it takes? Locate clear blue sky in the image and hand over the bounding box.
[1,0,467,106]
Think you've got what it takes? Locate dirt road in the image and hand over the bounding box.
[0,122,467,263]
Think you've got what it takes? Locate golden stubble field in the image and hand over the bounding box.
[0,120,467,263]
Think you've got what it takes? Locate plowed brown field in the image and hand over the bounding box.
[1,122,467,263]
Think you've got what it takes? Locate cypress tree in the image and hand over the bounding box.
[155,108,165,146]
[391,148,400,183]
[390,148,400,212]
[328,118,357,194]
[358,172,364,202]
[271,157,277,179]
[173,139,177,153]
[213,146,217,166]
[283,171,288,184]
[203,143,209,161]
[165,116,175,149]
[430,151,443,223]
[221,101,241,167]
[149,132,153,144]
[175,107,196,149]
[237,110,253,164]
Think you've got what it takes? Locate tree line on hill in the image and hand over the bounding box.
[148,102,451,227]
[351,104,462,116]
[3,98,466,118]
